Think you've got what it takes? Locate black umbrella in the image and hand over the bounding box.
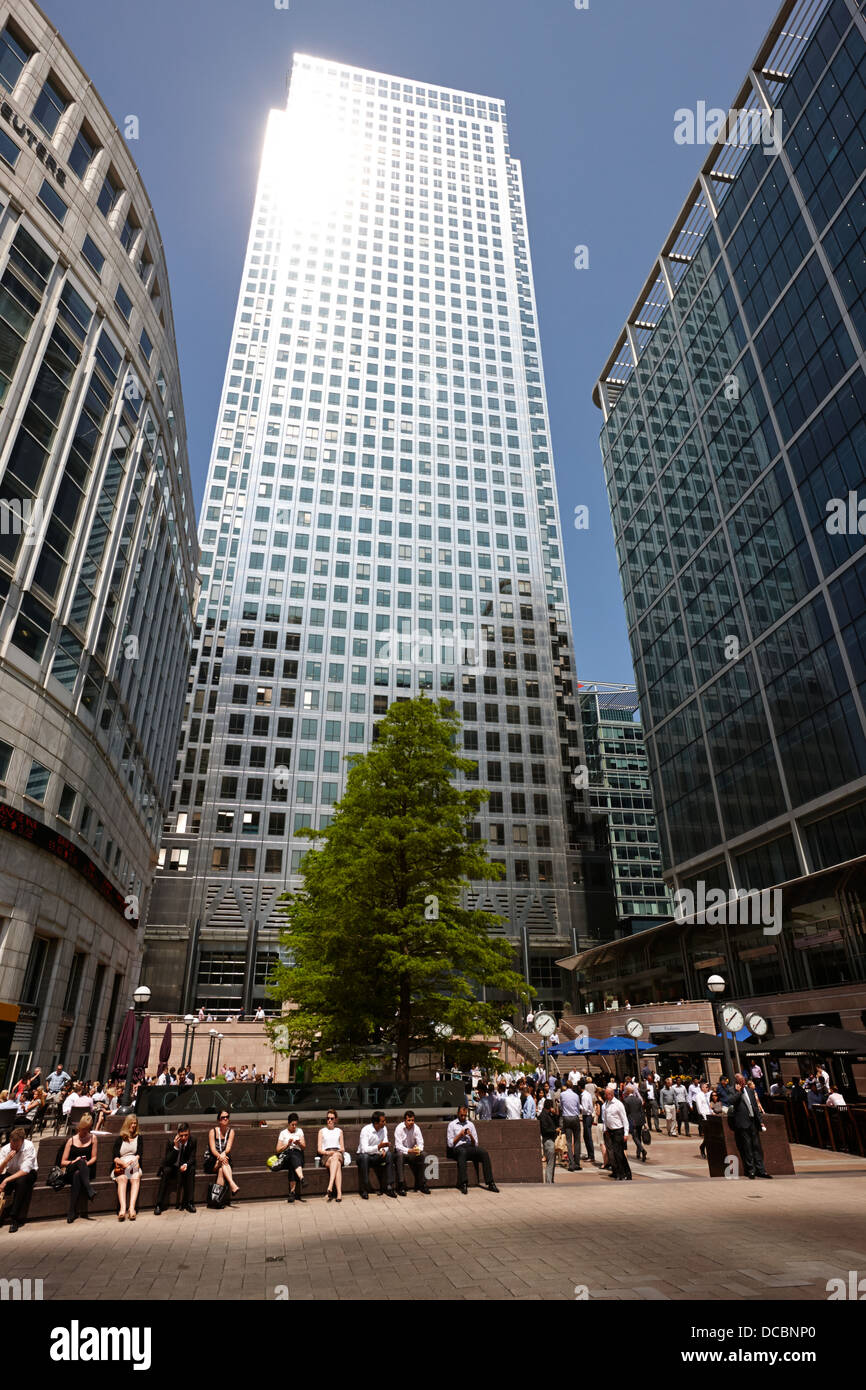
[654,1032,727,1056]
[761,1025,866,1056]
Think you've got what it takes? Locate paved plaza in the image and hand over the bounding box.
[2,1134,865,1301]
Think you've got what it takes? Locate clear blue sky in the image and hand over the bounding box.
[41,0,778,682]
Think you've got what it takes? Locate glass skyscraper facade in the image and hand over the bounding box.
[593,0,866,902]
[146,54,613,1015]
[579,683,673,928]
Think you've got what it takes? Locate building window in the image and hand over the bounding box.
[96,170,121,218]
[211,847,230,870]
[57,782,76,821]
[31,76,67,137]
[0,739,12,781]
[81,235,105,277]
[0,129,19,169]
[68,123,98,178]
[25,759,50,803]
[0,25,30,93]
[114,282,132,321]
[120,209,139,252]
[37,179,67,224]
[238,848,257,872]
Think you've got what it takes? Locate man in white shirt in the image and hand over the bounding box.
[393,1110,430,1195]
[504,1086,522,1120]
[0,1128,38,1232]
[826,1085,847,1107]
[254,1006,265,1021]
[47,1065,70,1095]
[446,1106,499,1194]
[62,1083,93,1116]
[579,1084,597,1165]
[356,1111,397,1199]
[673,1080,690,1135]
[694,1081,713,1158]
[567,1067,582,1087]
[224,1066,236,1082]
[601,1085,632,1181]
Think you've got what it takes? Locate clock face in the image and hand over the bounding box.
[500,1023,514,1040]
[722,1006,745,1032]
[626,1018,644,1038]
[534,1012,556,1038]
[748,1014,769,1037]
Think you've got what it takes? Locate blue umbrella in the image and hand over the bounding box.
[593,1035,653,1053]
[549,1037,608,1056]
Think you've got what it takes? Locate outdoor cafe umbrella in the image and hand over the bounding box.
[158,1021,172,1070]
[592,1036,653,1053]
[655,1032,727,1056]
[549,1037,608,1056]
[760,1025,866,1057]
[132,1011,151,1080]
[109,1008,135,1077]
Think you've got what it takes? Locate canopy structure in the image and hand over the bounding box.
[655,1031,727,1056]
[550,1036,652,1056]
[760,1025,866,1057]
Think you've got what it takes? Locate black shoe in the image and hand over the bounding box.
[295,1194,306,1203]
[9,1222,19,1234]
[624,1175,632,1181]
[186,1204,196,1213]
[360,1190,368,1200]
[758,1173,773,1179]
[574,1167,582,1172]
[327,1189,335,1202]
[154,1206,162,1216]
[418,1186,431,1195]
[67,1213,77,1223]
[80,1212,95,1220]
[458,1182,468,1194]
[747,1173,756,1179]
[486,1182,500,1194]
[385,1188,397,1199]
[397,1186,407,1197]
[286,1192,295,1203]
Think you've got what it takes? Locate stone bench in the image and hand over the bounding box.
[20,1119,542,1222]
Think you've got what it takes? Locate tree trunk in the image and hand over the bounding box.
[395,972,411,1082]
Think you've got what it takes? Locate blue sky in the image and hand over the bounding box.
[41,0,778,682]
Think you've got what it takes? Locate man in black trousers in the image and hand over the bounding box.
[729,1074,772,1180]
[446,1106,499,1194]
[154,1121,197,1213]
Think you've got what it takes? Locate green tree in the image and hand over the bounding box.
[267,696,528,1079]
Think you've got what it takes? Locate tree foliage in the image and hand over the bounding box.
[267,697,528,1078]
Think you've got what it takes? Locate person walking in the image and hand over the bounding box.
[640,1075,661,1132]
[623,1084,647,1163]
[729,1073,772,1179]
[673,1078,690,1135]
[558,1079,582,1171]
[660,1078,677,1136]
[695,1080,713,1158]
[579,1082,597,1165]
[539,1096,560,1183]
[317,1109,346,1202]
[601,1085,632,1182]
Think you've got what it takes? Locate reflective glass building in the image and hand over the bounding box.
[593,0,866,904]
[147,55,614,1015]
[0,0,197,1078]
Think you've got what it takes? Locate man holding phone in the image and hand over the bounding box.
[446,1105,499,1194]
[154,1121,197,1213]
[356,1110,397,1199]
[393,1110,431,1195]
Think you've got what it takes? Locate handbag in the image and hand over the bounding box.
[267,1152,290,1171]
[207,1181,230,1209]
[46,1164,66,1191]
[641,1125,652,1145]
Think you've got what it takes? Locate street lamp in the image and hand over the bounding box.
[121,985,151,1109]
[707,975,736,1087]
[214,1033,224,1077]
[205,1029,218,1079]
[181,1014,196,1069]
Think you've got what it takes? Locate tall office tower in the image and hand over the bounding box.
[0,0,198,1080]
[593,0,866,906]
[578,683,673,931]
[147,53,614,1017]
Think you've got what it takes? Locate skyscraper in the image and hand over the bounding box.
[146,54,614,1016]
[592,0,866,909]
[0,0,197,1078]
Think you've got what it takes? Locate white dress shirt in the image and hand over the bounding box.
[0,1138,37,1175]
[580,1090,595,1118]
[447,1118,478,1148]
[694,1089,712,1119]
[357,1123,389,1155]
[601,1097,628,1132]
[62,1092,93,1115]
[504,1093,522,1119]
[394,1121,424,1154]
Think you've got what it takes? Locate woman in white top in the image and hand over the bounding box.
[275,1112,306,1202]
[317,1109,345,1202]
[112,1114,144,1221]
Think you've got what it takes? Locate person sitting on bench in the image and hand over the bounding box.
[154,1122,197,1214]
[446,1105,500,1195]
[0,1127,38,1233]
[356,1111,396,1199]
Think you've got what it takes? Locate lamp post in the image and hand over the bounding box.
[707,976,736,1086]
[181,1014,196,1069]
[206,1029,217,1080]
[214,1033,224,1077]
[121,985,151,1109]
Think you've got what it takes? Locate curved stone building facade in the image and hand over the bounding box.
[0,0,197,1079]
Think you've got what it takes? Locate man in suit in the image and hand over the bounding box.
[729,1074,772,1180]
[623,1084,648,1162]
[154,1121,197,1213]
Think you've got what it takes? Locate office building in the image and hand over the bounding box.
[0,0,198,1077]
[147,54,614,1015]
